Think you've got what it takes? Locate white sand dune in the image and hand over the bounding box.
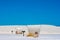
[0,25,60,34]
[40,25,60,34]
[0,25,60,40]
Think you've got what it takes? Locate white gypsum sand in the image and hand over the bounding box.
[0,25,60,34]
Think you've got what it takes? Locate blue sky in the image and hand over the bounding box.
[0,0,60,26]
